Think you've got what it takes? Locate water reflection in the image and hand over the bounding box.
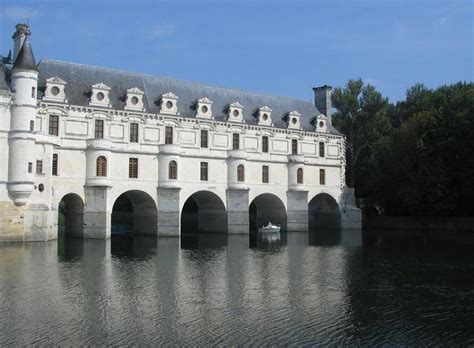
[2,229,473,346]
[308,228,363,248]
[249,231,287,250]
[58,236,84,261]
[181,233,228,250]
[111,235,157,259]
[308,228,341,246]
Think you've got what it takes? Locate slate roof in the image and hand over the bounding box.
[37,59,341,135]
[13,39,37,72]
[0,60,10,92]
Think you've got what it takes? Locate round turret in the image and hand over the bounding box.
[7,29,38,205]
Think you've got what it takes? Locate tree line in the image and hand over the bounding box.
[332,80,474,217]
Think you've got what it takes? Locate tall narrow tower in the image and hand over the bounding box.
[7,25,38,205]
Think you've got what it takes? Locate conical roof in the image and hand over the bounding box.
[13,38,37,71]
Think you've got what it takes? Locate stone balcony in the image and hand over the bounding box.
[158,144,181,155]
[86,138,112,150]
[227,149,247,160]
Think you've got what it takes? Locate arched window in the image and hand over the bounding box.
[297,168,303,184]
[237,164,245,182]
[96,156,107,177]
[169,160,177,180]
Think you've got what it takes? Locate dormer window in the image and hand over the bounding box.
[257,106,272,126]
[196,97,213,119]
[287,110,301,130]
[228,101,244,123]
[159,92,179,115]
[43,76,67,103]
[316,113,328,133]
[124,87,145,111]
[89,82,111,108]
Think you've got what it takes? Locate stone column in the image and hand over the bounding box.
[83,186,111,239]
[226,188,249,234]
[157,187,180,237]
[340,187,362,229]
[287,190,308,232]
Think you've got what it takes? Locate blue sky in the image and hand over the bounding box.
[0,0,472,102]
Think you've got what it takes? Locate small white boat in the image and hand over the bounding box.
[258,222,281,233]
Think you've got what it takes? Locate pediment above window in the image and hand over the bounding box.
[195,97,213,119]
[43,76,67,103]
[124,87,145,112]
[287,110,301,130]
[159,92,179,115]
[228,101,244,123]
[89,82,111,108]
[257,106,272,126]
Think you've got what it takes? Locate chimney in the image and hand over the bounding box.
[313,85,333,125]
[12,23,31,62]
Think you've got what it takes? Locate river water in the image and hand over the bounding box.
[1,230,473,346]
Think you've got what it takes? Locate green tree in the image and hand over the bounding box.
[332,79,392,198]
[386,82,474,216]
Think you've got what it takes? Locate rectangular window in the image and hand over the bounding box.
[201,130,208,148]
[52,154,58,176]
[200,162,208,181]
[320,169,326,185]
[292,139,298,155]
[28,162,32,173]
[36,160,43,174]
[129,158,138,178]
[130,123,139,143]
[165,126,173,144]
[30,120,34,132]
[232,133,239,150]
[262,136,269,153]
[262,165,269,183]
[31,87,36,98]
[49,115,59,136]
[319,142,325,157]
[95,119,104,139]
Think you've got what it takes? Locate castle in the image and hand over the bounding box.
[0,23,360,242]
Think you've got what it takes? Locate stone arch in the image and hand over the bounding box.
[249,193,287,232]
[111,190,157,236]
[181,190,227,234]
[308,193,341,230]
[58,193,84,238]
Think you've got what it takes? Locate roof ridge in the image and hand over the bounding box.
[40,58,314,105]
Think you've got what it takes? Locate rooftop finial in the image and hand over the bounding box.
[12,23,31,63]
[12,23,31,40]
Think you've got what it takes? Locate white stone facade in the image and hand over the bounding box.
[0,24,361,242]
